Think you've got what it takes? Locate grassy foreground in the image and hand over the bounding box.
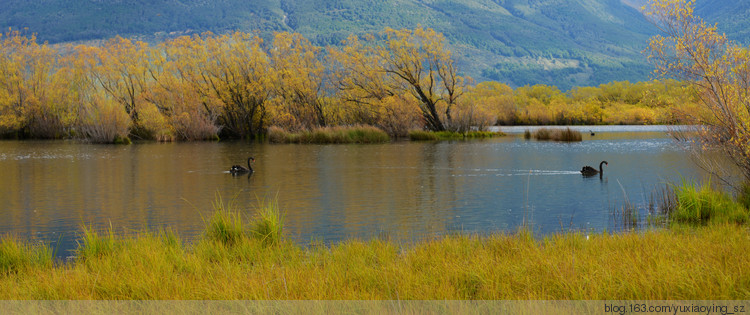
[1,215,749,299]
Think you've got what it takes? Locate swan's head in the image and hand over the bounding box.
[250,157,255,163]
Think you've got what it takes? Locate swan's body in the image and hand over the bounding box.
[230,157,255,174]
[581,160,607,176]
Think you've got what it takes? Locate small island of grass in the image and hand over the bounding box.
[524,127,582,142]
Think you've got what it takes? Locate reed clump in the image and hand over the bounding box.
[76,224,118,261]
[250,198,284,247]
[268,125,390,144]
[0,237,53,275]
[203,195,285,248]
[614,181,749,228]
[670,180,750,225]
[530,127,582,142]
[408,130,504,141]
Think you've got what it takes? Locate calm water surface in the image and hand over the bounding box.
[0,126,716,256]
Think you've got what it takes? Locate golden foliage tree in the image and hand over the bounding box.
[88,37,151,131]
[379,27,465,131]
[0,29,68,137]
[66,45,131,142]
[270,32,328,130]
[155,32,269,139]
[646,0,750,182]
[332,27,466,132]
[329,34,420,136]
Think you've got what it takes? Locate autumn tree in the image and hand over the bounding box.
[379,27,465,131]
[461,81,516,125]
[66,45,131,143]
[0,30,68,138]
[646,0,750,183]
[154,32,270,139]
[332,28,466,132]
[270,32,329,130]
[329,34,419,136]
[87,36,151,137]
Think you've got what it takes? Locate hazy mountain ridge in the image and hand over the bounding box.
[1,0,747,89]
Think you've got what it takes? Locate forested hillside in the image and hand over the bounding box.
[0,0,747,89]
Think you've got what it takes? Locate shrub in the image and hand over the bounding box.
[76,95,131,143]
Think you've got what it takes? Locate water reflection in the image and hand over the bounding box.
[0,129,726,257]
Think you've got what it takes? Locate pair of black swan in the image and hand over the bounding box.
[581,161,607,176]
[230,157,255,174]
[231,157,606,177]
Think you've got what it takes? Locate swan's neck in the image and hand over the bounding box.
[599,162,605,173]
[247,158,254,172]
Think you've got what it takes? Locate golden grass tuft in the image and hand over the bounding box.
[0,236,53,275]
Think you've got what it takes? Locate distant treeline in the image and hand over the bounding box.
[0,28,699,142]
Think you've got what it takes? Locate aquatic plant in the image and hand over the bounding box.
[203,196,246,246]
[249,198,284,247]
[408,130,504,141]
[0,237,52,275]
[671,180,749,225]
[532,127,582,142]
[268,125,390,144]
[76,223,118,261]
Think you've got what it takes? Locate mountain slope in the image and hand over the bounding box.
[0,0,747,89]
[695,0,750,44]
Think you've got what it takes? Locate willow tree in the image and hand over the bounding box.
[646,0,750,183]
[0,30,63,137]
[65,45,131,143]
[333,28,465,132]
[158,32,272,139]
[270,32,328,130]
[88,36,151,129]
[329,34,420,136]
[379,27,465,131]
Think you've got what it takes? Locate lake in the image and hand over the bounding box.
[0,126,718,257]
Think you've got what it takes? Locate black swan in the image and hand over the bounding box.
[230,157,255,174]
[581,161,607,176]
[590,130,595,136]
